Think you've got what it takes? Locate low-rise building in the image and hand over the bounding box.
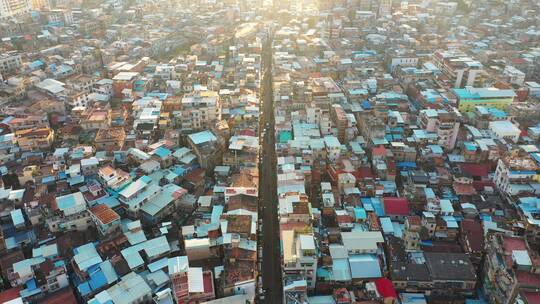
[15,128,55,152]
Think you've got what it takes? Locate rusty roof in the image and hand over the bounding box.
[89,204,120,225]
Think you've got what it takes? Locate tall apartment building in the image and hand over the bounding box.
[482,233,540,304]
[418,108,461,149]
[432,50,486,88]
[0,51,22,74]
[493,150,540,196]
[168,256,214,303]
[358,0,371,11]
[331,104,348,143]
[309,77,344,111]
[503,66,526,86]
[180,90,220,132]
[29,0,48,9]
[282,231,318,289]
[403,216,422,251]
[0,0,30,18]
[378,0,392,17]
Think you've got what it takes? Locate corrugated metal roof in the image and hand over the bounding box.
[10,209,24,226]
[168,256,189,275]
[188,267,204,293]
[188,130,217,145]
[73,243,102,271]
[349,255,382,279]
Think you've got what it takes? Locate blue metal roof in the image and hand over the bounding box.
[89,267,108,290]
[96,196,121,209]
[452,87,516,99]
[354,207,366,220]
[145,92,169,100]
[371,198,385,216]
[154,147,171,158]
[211,205,224,224]
[148,257,168,273]
[10,209,24,226]
[29,60,44,69]
[26,278,37,290]
[361,197,374,212]
[188,130,217,145]
[380,217,394,234]
[428,145,443,154]
[316,267,331,279]
[361,100,372,109]
[424,188,436,199]
[464,142,477,151]
[331,258,352,281]
[78,281,92,296]
[349,254,382,279]
[397,162,417,169]
[42,175,56,184]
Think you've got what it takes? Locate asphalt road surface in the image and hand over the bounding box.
[259,34,283,303]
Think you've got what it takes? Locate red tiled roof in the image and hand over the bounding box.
[511,58,527,64]
[0,287,21,303]
[387,160,396,171]
[407,216,422,226]
[523,291,540,304]
[279,221,309,234]
[383,197,409,216]
[203,271,214,294]
[356,166,375,179]
[472,180,495,191]
[453,182,477,196]
[238,129,256,137]
[185,168,205,183]
[460,219,484,252]
[372,145,386,156]
[37,287,78,304]
[89,204,120,225]
[337,214,353,224]
[460,163,489,177]
[516,271,540,287]
[333,288,351,302]
[503,236,527,253]
[374,278,397,298]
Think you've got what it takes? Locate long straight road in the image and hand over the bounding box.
[259,34,282,303]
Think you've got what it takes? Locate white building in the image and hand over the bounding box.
[503,66,526,86]
[389,56,419,73]
[432,50,485,88]
[489,121,521,142]
[493,152,540,196]
[0,0,29,18]
[92,78,113,97]
[418,109,461,149]
[282,231,318,289]
[155,64,174,80]
[180,90,220,132]
[0,51,22,73]
[324,136,341,161]
[341,231,384,254]
[47,192,92,233]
